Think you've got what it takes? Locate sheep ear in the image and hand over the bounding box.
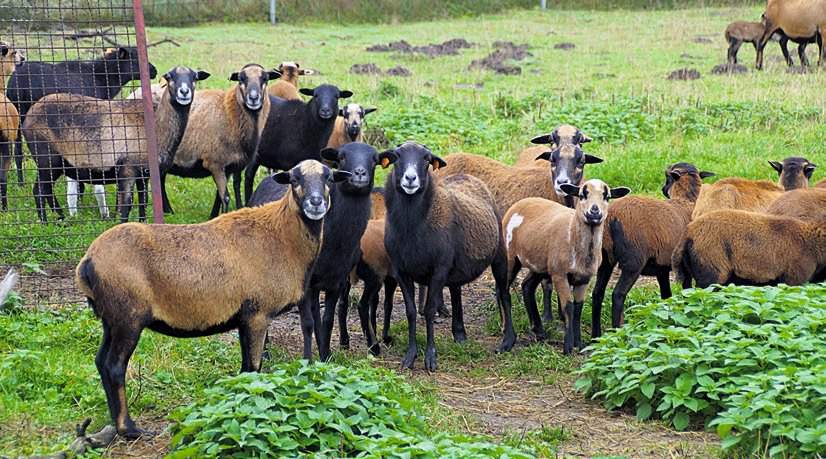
[577,132,593,144]
[195,70,211,81]
[699,171,715,179]
[378,150,398,169]
[669,171,682,181]
[299,87,315,96]
[162,70,175,83]
[273,171,292,184]
[320,147,340,164]
[768,160,783,173]
[118,47,129,59]
[332,170,352,182]
[267,70,282,80]
[300,68,316,75]
[339,90,354,99]
[430,155,447,170]
[0,45,8,57]
[338,108,345,117]
[584,154,604,164]
[804,163,817,177]
[535,150,552,161]
[229,72,240,81]
[363,107,377,115]
[560,183,580,197]
[609,187,632,199]
[530,134,552,145]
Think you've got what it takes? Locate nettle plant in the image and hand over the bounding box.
[576,283,826,457]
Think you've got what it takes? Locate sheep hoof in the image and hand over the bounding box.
[368,343,380,356]
[436,305,451,317]
[400,348,417,369]
[382,335,394,346]
[452,331,467,343]
[424,348,437,372]
[118,426,153,440]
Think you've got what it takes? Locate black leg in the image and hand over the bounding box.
[232,170,243,209]
[448,285,466,343]
[100,322,145,438]
[238,312,268,372]
[572,301,584,350]
[358,277,382,355]
[397,273,418,369]
[780,36,794,66]
[521,272,546,341]
[727,39,741,65]
[656,269,672,300]
[337,280,352,349]
[591,258,614,339]
[160,171,174,214]
[117,176,135,224]
[209,189,222,219]
[0,145,8,210]
[243,159,260,206]
[540,279,554,324]
[382,278,397,345]
[136,175,148,223]
[799,43,810,67]
[13,130,23,186]
[563,302,574,355]
[319,286,341,361]
[423,274,447,372]
[298,290,316,360]
[611,268,642,329]
[492,248,516,352]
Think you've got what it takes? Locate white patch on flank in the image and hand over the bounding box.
[505,213,523,250]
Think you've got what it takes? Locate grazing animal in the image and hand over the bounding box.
[725,20,815,66]
[6,46,156,185]
[504,181,630,354]
[267,61,313,101]
[756,0,826,69]
[766,187,826,223]
[382,142,516,371]
[326,103,377,149]
[672,209,826,287]
[162,64,278,218]
[23,67,209,223]
[244,84,353,204]
[692,156,814,219]
[75,160,348,438]
[0,42,23,211]
[591,163,713,338]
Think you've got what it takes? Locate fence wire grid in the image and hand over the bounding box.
[1,0,157,305]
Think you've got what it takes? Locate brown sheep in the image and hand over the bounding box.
[725,20,814,66]
[756,0,826,69]
[0,42,23,211]
[672,209,826,287]
[504,180,631,354]
[692,156,814,219]
[766,187,826,223]
[162,64,280,218]
[75,160,349,438]
[267,61,313,101]
[591,163,714,338]
[326,103,377,149]
[816,178,826,188]
[514,124,592,167]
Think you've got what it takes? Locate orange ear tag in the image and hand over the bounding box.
[380,157,391,168]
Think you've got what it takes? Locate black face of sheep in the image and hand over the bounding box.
[378,142,447,195]
[561,180,631,226]
[320,142,379,194]
[299,84,353,120]
[339,103,377,141]
[536,144,603,199]
[769,157,817,191]
[162,67,211,107]
[661,162,715,198]
[272,160,351,221]
[107,46,157,81]
[230,64,281,111]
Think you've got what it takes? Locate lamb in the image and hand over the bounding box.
[381,142,515,371]
[326,103,377,149]
[162,64,279,218]
[0,42,23,211]
[692,156,814,219]
[22,66,209,223]
[725,20,814,66]
[514,124,592,167]
[591,163,713,338]
[75,160,348,438]
[766,187,826,223]
[243,84,353,204]
[6,46,156,186]
[756,0,826,69]
[504,181,630,354]
[267,61,313,101]
[672,210,826,288]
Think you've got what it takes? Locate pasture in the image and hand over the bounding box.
[1,4,825,458]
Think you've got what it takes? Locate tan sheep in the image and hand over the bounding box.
[267,61,313,101]
[504,180,630,354]
[326,103,377,149]
[724,20,813,66]
[75,160,348,438]
[756,0,826,69]
[816,178,826,188]
[0,41,23,211]
[766,187,826,223]
[672,209,826,288]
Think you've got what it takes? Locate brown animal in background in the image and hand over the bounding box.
[816,178,826,188]
[591,163,714,338]
[756,0,826,69]
[672,209,826,287]
[692,156,814,219]
[514,124,592,167]
[766,187,826,223]
[725,20,814,66]
[326,103,377,149]
[75,160,348,438]
[504,180,630,354]
[267,61,313,101]
[0,41,23,211]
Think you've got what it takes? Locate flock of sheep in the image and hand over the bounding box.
[1,0,825,439]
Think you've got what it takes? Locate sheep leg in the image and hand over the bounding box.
[572,284,588,350]
[381,277,397,345]
[160,171,174,214]
[357,278,381,356]
[243,158,261,206]
[819,28,826,67]
[116,175,136,224]
[298,289,317,360]
[779,36,794,66]
[656,269,672,299]
[209,170,229,219]
[448,285,467,343]
[67,178,79,217]
[337,280,352,349]
[0,146,9,211]
[727,39,741,65]
[135,175,148,223]
[396,273,419,369]
[591,258,615,339]
[540,279,554,324]
[94,185,109,219]
[552,274,574,354]
[756,23,779,70]
[799,42,810,67]
[521,272,547,341]
[231,170,243,210]
[34,167,63,222]
[308,291,326,360]
[423,273,448,372]
[238,312,269,372]
[13,129,23,186]
[492,248,516,353]
[98,322,146,439]
[319,286,343,361]
[611,268,641,328]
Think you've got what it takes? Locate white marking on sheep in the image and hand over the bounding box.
[505,213,523,250]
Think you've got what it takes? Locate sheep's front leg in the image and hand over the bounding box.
[572,283,589,351]
[552,274,574,355]
[423,271,449,372]
[396,273,418,369]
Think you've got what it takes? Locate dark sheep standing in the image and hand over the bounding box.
[243,84,353,205]
[381,142,515,371]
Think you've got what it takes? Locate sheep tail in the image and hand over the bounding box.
[671,236,691,285]
[76,258,100,312]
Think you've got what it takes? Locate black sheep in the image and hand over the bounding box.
[381,142,516,371]
[243,84,352,205]
[6,47,156,185]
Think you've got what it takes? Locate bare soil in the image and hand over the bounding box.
[711,63,748,74]
[469,41,532,75]
[366,38,475,57]
[667,68,702,80]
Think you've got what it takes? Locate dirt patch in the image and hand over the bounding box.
[385,65,412,77]
[554,42,576,50]
[366,38,475,57]
[350,63,382,75]
[667,68,701,80]
[692,36,713,44]
[469,41,532,75]
[711,63,748,74]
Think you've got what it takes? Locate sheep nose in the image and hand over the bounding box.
[248,89,260,100]
[404,173,417,183]
[179,86,190,96]
[319,108,333,118]
[309,195,323,207]
[353,166,367,178]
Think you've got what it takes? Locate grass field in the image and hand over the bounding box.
[1,4,825,457]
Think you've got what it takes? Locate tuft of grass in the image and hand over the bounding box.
[504,424,571,458]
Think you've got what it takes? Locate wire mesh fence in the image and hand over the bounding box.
[0,0,157,305]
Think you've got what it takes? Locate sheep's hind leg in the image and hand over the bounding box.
[238,312,269,372]
[540,279,554,324]
[656,268,672,299]
[799,43,810,67]
[521,272,547,341]
[780,36,794,66]
[591,259,615,339]
[492,249,516,353]
[357,277,382,355]
[99,322,147,438]
[160,171,174,214]
[611,267,641,329]
[337,280,352,349]
[448,285,466,343]
[135,175,148,222]
[381,277,397,345]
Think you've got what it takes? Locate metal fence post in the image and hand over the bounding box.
[270,0,277,24]
[541,0,547,9]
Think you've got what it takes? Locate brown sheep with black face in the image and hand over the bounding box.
[672,209,826,288]
[766,187,826,223]
[0,41,23,211]
[514,124,592,168]
[591,163,714,338]
[692,156,815,219]
[76,160,348,439]
[724,20,814,66]
[756,0,826,69]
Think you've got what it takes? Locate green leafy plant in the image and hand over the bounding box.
[576,283,826,457]
[169,360,532,458]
